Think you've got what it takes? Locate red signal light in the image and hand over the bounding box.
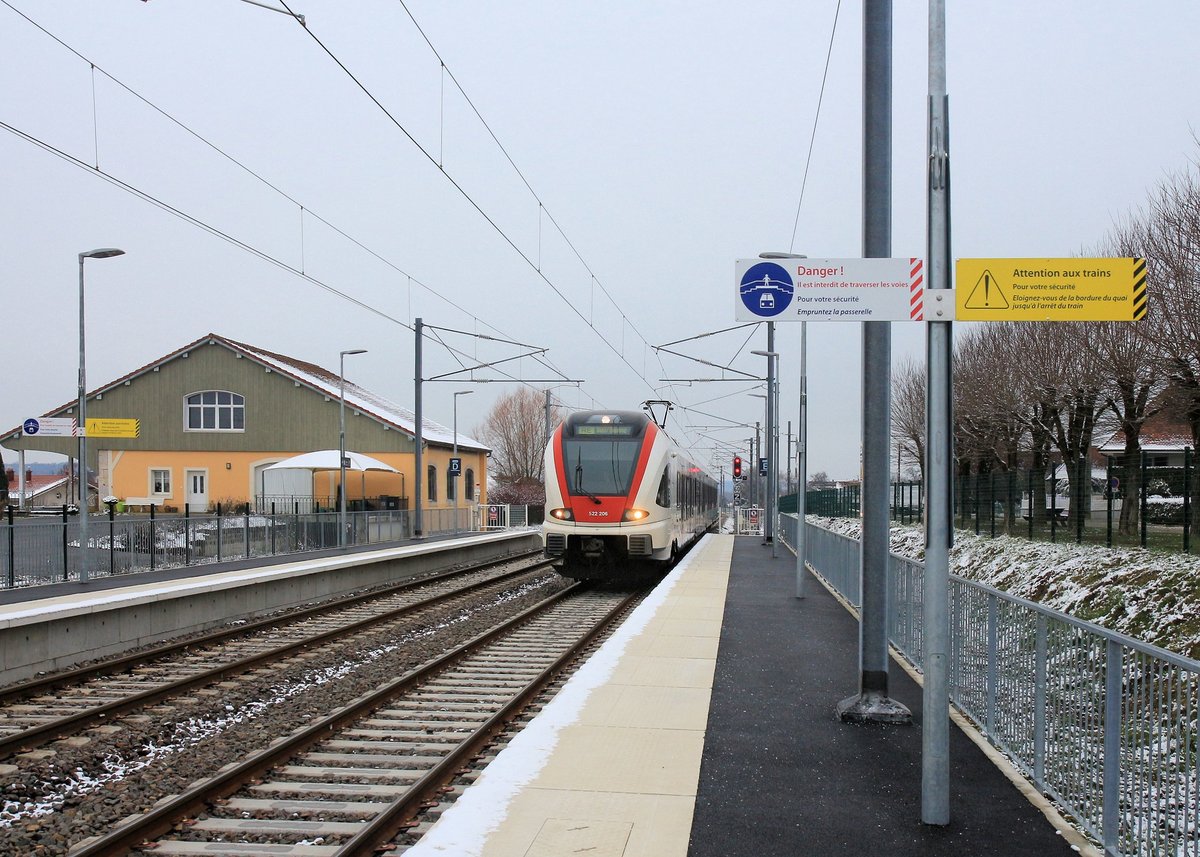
[732,456,742,478]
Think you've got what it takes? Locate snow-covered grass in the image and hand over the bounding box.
[813,516,1200,660]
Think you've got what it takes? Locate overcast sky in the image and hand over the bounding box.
[3,1,1197,481]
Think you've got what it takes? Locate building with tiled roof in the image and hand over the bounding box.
[1097,407,1195,467]
[3,334,489,512]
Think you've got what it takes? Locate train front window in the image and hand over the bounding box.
[563,438,641,496]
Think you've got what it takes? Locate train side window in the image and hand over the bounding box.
[656,468,671,507]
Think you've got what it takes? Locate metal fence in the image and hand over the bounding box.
[779,514,1200,857]
[883,452,1195,554]
[0,503,539,590]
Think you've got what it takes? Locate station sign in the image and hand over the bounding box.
[955,258,1146,321]
[736,258,925,322]
[84,418,141,438]
[449,457,462,475]
[22,417,77,437]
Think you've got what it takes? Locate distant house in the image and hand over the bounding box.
[3,469,96,510]
[1098,409,1194,467]
[3,333,489,512]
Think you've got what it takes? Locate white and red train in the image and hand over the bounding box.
[542,409,718,579]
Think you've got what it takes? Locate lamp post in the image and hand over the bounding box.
[453,389,473,534]
[78,248,124,583]
[758,253,809,594]
[339,348,367,548]
[752,349,780,558]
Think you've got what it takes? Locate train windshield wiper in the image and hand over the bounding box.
[574,454,602,504]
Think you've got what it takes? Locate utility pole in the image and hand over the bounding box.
[837,0,911,726]
[923,0,953,825]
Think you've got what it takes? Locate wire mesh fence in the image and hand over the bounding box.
[782,514,1200,857]
[0,502,540,590]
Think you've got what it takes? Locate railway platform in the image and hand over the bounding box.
[405,533,1095,857]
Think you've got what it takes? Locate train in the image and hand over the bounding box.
[542,409,718,580]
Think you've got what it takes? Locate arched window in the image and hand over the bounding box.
[185,391,245,431]
[446,467,455,500]
[465,469,475,503]
[427,464,437,501]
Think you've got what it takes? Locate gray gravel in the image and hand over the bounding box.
[0,572,570,855]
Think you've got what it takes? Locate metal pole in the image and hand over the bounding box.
[78,253,88,583]
[797,321,808,598]
[838,0,909,726]
[414,318,424,538]
[338,349,367,548]
[453,390,473,536]
[922,0,952,823]
[339,354,347,547]
[75,248,125,583]
[766,323,776,552]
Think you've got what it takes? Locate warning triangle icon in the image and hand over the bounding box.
[964,270,1009,309]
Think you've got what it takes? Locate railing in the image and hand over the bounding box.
[0,503,538,590]
[778,514,1200,857]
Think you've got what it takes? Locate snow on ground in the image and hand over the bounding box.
[812,517,1200,661]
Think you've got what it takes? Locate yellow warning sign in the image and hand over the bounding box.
[955,258,1146,321]
[964,270,1009,310]
[85,418,140,438]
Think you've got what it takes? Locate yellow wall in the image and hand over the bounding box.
[104,448,486,511]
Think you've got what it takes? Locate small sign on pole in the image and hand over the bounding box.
[22,417,77,437]
[449,457,462,475]
[85,418,141,438]
[955,258,1146,321]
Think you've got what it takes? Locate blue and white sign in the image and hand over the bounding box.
[449,457,462,475]
[758,457,768,476]
[736,257,927,322]
[22,417,77,437]
[736,261,794,319]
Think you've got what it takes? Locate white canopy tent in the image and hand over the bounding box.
[260,450,403,509]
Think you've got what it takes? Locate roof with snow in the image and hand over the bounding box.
[5,333,489,453]
[1097,406,1194,454]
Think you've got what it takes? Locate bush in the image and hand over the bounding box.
[1144,497,1185,525]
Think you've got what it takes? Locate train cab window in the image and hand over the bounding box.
[656,468,671,507]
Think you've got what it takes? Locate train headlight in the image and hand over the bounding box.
[549,508,574,521]
[622,508,650,522]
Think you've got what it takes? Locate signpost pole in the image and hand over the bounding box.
[838,0,910,727]
[922,0,952,825]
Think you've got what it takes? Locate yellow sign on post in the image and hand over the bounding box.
[955,258,1146,321]
[85,418,140,438]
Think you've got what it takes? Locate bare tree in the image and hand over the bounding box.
[890,355,926,483]
[1090,218,1169,534]
[474,388,562,503]
[1142,156,1200,527]
[954,324,1029,531]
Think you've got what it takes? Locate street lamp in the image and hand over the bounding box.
[453,390,474,534]
[759,252,808,597]
[77,248,124,583]
[752,349,780,558]
[339,348,367,548]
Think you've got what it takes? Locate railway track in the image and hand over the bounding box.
[0,550,549,758]
[68,583,644,856]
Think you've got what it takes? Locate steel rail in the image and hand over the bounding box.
[69,580,602,856]
[336,587,643,855]
[0,557,553,758]
[0,547,541,705]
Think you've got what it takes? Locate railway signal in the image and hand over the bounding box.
[732,456,742,478]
